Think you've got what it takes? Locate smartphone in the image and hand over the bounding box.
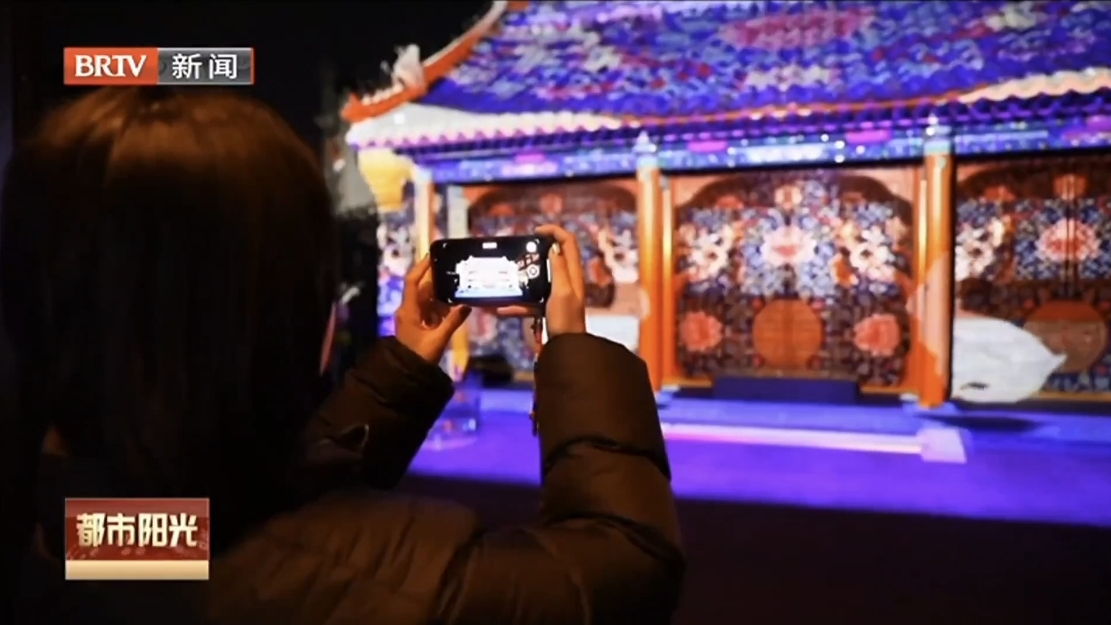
[430,235,553,307]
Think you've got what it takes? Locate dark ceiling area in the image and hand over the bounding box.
[15,1,488,144]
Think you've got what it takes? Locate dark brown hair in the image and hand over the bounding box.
[0,88,338,580]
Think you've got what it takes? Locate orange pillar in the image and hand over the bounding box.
[636,155,664,392]
[659,178,678,386]
[412,167,434,257]
[906,173,928,399]
[917,127,955,409]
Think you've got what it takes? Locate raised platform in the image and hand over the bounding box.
[415,389,1111,527]
[486,388,1111,446]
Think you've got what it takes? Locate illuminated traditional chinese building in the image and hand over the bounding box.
[337,1,1111,409]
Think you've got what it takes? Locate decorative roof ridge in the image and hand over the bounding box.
[507,1,807,34]
[344,104,629,149]
[345,86,1111,152]
[341,0,518,125]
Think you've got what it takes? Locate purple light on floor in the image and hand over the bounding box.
[410,390,1111,529]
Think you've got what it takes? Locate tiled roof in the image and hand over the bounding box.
[346,1,1111,150]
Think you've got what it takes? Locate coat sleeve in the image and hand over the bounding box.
[434,334,684,625]
[301,337,455,489]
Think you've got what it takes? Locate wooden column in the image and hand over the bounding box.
[907,173,928,400]
[636,155,664,392]
[917,126,955,409]
[411,167,434,258]
[659,179,678,386]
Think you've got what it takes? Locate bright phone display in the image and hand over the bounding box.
[430,236,553,307]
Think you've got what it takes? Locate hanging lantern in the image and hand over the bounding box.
[357,148,414,213]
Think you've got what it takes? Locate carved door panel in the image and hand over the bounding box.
[671,167,916,388]
[953,156,1111,400]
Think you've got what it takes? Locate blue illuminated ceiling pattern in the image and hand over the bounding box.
[421,1,1111,118]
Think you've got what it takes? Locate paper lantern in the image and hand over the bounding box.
[357,148,414,213]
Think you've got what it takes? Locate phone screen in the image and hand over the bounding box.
[431,236,553,307]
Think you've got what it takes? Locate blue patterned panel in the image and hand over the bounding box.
[378,188,448,338]
[424,1,1111,117]
[681,207,781,296]
[673,170,914,386]
[961,195,1111,283]
[376,209,415,332]
[1013,199,1073,281]
[954,199,1007,284]
[1075,198,1111,281]
[954,158,1111,397]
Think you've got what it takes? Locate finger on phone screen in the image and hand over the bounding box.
[417,268,436,303]
[402,256,432,307]
[548,242,572,287]
[536,225,583,292]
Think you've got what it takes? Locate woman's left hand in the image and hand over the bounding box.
[394,256,471,363]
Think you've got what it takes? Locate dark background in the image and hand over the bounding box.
[12,1,489,144]
[2,0,487,438]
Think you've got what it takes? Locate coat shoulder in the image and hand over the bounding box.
[207,491,480,625]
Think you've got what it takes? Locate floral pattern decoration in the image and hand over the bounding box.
[955,156,1111,395]
[376,209,415,338]
[673,168,915,387]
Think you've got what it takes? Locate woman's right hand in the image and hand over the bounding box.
[494,224,587,337]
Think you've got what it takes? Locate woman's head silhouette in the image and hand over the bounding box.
[1,87,338,557]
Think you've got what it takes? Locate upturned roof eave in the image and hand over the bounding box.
[340,0,521,125]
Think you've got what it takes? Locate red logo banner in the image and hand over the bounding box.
[64,498,210,581]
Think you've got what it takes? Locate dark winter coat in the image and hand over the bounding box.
[26,334,683,624]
